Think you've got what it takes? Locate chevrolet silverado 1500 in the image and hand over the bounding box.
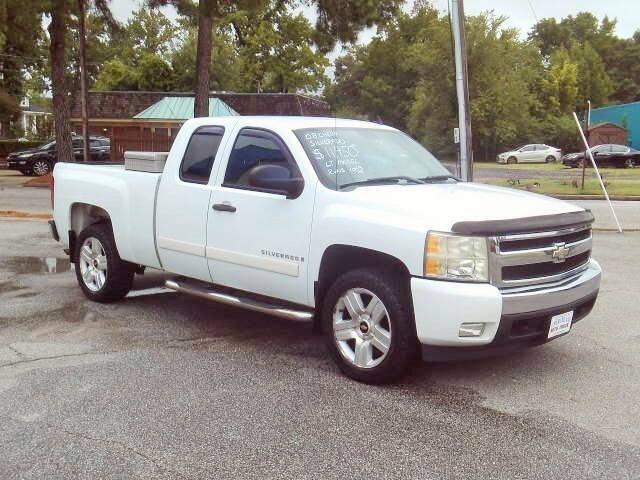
[50,116,601,383]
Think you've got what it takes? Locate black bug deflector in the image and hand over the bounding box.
[451,210,595,236]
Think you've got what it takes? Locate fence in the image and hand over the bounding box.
[109,126,181,161]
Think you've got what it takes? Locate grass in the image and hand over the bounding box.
[475,161,640,178]
[486,177,640,196]
[474,161,640,195]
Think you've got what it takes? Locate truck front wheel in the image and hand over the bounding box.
[74,223,134,302]
[322,268,418,384]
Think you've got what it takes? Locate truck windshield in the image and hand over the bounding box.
[294,127,451,190]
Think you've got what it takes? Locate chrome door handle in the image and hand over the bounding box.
[212,203,236,212]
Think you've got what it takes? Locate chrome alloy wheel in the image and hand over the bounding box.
[32,160,50,176]
[333,288,392,369]
[79,237,108,292]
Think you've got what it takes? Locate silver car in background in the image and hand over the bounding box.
[497,144,561,164]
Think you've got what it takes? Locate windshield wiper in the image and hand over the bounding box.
[421,174,460,183]
[339,176,425,190]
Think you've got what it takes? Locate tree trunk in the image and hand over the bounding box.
[49,0,73,162]
[194,0,213,118]
[78,0,90,162]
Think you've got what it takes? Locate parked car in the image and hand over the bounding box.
[50,117,601,384]
[562,144,639,168]
[6,136,111,176]
[497,144,561,164]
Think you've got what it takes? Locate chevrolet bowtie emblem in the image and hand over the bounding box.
[551,242,570,263]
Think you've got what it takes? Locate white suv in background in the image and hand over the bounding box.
[497,144,561,164]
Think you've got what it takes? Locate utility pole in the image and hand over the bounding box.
[581,100,591,190]
[78,0,90,162]
[451,0,473,181]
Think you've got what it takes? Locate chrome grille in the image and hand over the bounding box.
[489,224,592,289]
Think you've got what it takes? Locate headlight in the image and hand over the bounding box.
[424,231,488,282]
[18,153,34,158]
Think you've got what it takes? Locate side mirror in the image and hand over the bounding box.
[248,164,304,199]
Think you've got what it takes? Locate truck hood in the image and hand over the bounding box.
[342,182,585,232]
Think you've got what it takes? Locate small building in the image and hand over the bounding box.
[587,122,628,146]
[16,97,52,138]
[590,100,640,149]
[70,91,330,160]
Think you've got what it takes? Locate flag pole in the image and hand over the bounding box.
[572,112,622,233]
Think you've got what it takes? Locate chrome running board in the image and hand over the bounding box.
[165,279,314,322]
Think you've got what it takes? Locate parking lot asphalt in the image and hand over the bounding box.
[0,219,639,479]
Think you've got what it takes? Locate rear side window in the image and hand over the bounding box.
[223,129,295,188]
[180,126,225,184]
[611,145,628,153]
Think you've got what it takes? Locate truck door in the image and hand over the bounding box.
[206,127,315,305]
[155,125,227,281]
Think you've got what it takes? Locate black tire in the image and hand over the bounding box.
[545,155,555,163]
[322,268,419,384]
[74,223,134,303]
[507,156,517,165]
[624,158,635,168]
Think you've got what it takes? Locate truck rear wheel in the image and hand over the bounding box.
[322,268,418,384]
[74,223,134,303]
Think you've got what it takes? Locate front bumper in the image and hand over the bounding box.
[411,259,601,361]
[6,159,27,170]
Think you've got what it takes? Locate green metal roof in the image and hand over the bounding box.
[133,96,239,120]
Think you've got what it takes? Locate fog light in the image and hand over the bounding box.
[459,323,485,337]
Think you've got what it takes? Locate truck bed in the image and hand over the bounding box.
[53,162,163,269]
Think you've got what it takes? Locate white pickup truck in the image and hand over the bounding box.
[50,116,601,383]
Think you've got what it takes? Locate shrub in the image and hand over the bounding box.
[0,140,44,157]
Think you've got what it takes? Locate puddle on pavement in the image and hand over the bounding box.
[0,257,71,274]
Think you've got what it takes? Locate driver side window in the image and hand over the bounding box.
[223,128,299,189]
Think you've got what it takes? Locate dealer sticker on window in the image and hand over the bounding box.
[548,311,574,339]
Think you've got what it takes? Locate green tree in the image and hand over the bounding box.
[0,0,45,137]
[540,49,579,115]
[329,5,543,159]
[231,7,329,93]
[137,53,175,90]
[530,12,638,105]
[108,8,178,64]
[94,59,139,90]
[151,0,401,116]
[170,24,241,91]
[570,42,612,107]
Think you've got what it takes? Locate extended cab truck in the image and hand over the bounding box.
[50,117,602,384]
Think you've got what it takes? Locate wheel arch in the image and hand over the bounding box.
[313,244,411,331]
[69,203,112,260]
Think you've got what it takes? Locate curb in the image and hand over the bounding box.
[0,210,52,221]
[592,228,640,232]
[551,195,640,201]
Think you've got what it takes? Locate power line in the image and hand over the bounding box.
[526,0,539,23]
